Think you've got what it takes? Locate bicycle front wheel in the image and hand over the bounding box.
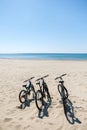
[35,90,43,111]
[19,90,27,103]
[58,85,68,99]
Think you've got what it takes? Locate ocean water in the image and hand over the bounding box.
[0,53,87,60]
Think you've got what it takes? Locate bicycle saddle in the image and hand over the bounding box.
[36,82,40,85]
[22,84,27,87]
[59,81,64,83]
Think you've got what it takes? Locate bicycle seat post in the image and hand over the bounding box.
[59,77,64,84]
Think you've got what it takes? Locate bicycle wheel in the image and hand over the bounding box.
[35,90,43,111]
[58,85,68,99]
[19,90,27,103]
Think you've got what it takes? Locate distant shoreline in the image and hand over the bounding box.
[0,53,87,60]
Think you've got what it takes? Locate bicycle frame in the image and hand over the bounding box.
[23,77,35,91]
[36,75,49,94]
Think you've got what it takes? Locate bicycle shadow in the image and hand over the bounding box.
[38,98,52,118]
[63,98,81,124]
[18,99,34,109]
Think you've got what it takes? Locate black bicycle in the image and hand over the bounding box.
[55,74,73,116]
[19,77,35,104]
[55,74,80,124]
[35,75,51,111]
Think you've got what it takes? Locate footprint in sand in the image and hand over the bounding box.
[84,117,87,120]
[0,126,3,130]
[24,125,31,129]
[30,116,35,120]
[19,117,23,120]
[15,124,22,130]
[4,117,12,122]
[56,125,63,130]
[48,122,54,125]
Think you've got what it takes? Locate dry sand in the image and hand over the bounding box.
[0,59,87,130]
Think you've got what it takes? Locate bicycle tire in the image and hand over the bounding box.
[35,90,43,111]
[58,84,68,99]
[19,90,27,103]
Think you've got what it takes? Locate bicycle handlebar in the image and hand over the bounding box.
[55,73,67,80]
[36,75,49,81]
[61,74,67,77]
[24,77,35,82]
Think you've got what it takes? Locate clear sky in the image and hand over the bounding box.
[0,0,87,53]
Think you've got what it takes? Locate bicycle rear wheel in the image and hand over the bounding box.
[19,90,27,103]
[58,85,68,99]
[35,90,43,111]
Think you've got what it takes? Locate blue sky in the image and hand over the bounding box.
[0,0,87,53]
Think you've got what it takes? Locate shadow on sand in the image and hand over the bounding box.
[18,99,34,109]
[63,98,81,124]
[38,99,52,119]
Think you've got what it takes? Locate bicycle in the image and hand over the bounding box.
[35,75,51,111]
[55,74,74,118]
[19,77,35,104]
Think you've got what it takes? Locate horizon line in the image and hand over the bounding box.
[0,52,87,54]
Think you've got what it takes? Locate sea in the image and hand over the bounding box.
[0,53,87,60]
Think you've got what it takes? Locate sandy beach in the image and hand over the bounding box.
[0,59,87,130]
